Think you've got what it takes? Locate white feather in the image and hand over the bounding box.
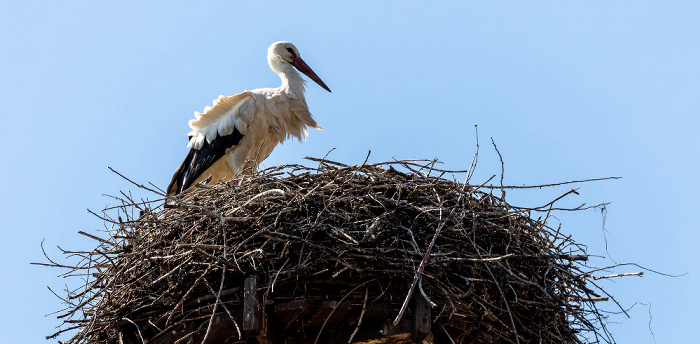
[186,91,254,149]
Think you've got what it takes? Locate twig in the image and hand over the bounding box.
[393,148,473,325]
[123,318,145,344]
[491,137,505,200]
[593,272,643,280]
[348,287,369,343]
[314,279,376,344]
[108,166,165,196]
[418,277,437,308]
[201,266,226,344]
[271,259,289,293]
[479,176,621,189]
[77,231,118,248]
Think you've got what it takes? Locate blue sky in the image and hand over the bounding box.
[1,1,698,343]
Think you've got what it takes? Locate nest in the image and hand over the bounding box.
[43,158,621,344]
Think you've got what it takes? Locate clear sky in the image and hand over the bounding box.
[1,1,697,343]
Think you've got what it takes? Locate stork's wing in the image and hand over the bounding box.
[167,128,244,195]
[167,92,255,195]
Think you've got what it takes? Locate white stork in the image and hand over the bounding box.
[167,41,331,195]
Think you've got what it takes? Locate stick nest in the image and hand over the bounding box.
[44,158,618,344]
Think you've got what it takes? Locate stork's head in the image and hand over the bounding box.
[268,41,331,92]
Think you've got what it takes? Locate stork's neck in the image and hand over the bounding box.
[276,64,307,100]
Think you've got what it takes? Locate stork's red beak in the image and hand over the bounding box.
[292,57,331,93]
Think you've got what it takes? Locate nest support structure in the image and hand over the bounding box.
[44,158,621,344]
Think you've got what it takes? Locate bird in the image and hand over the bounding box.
[167,41,331,196]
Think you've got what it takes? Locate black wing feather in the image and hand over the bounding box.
[168,127,244,195]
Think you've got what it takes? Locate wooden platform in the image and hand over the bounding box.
[119,276,435,344]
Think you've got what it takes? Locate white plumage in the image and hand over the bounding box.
[167,41,331,195]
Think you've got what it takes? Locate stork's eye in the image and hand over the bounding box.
[285,47,297,58]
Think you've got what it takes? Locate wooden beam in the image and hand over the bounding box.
[274,300,308,328]
[411,293,431,339]
[243,274,263,334]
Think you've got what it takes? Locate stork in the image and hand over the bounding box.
[167,41,331,195]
